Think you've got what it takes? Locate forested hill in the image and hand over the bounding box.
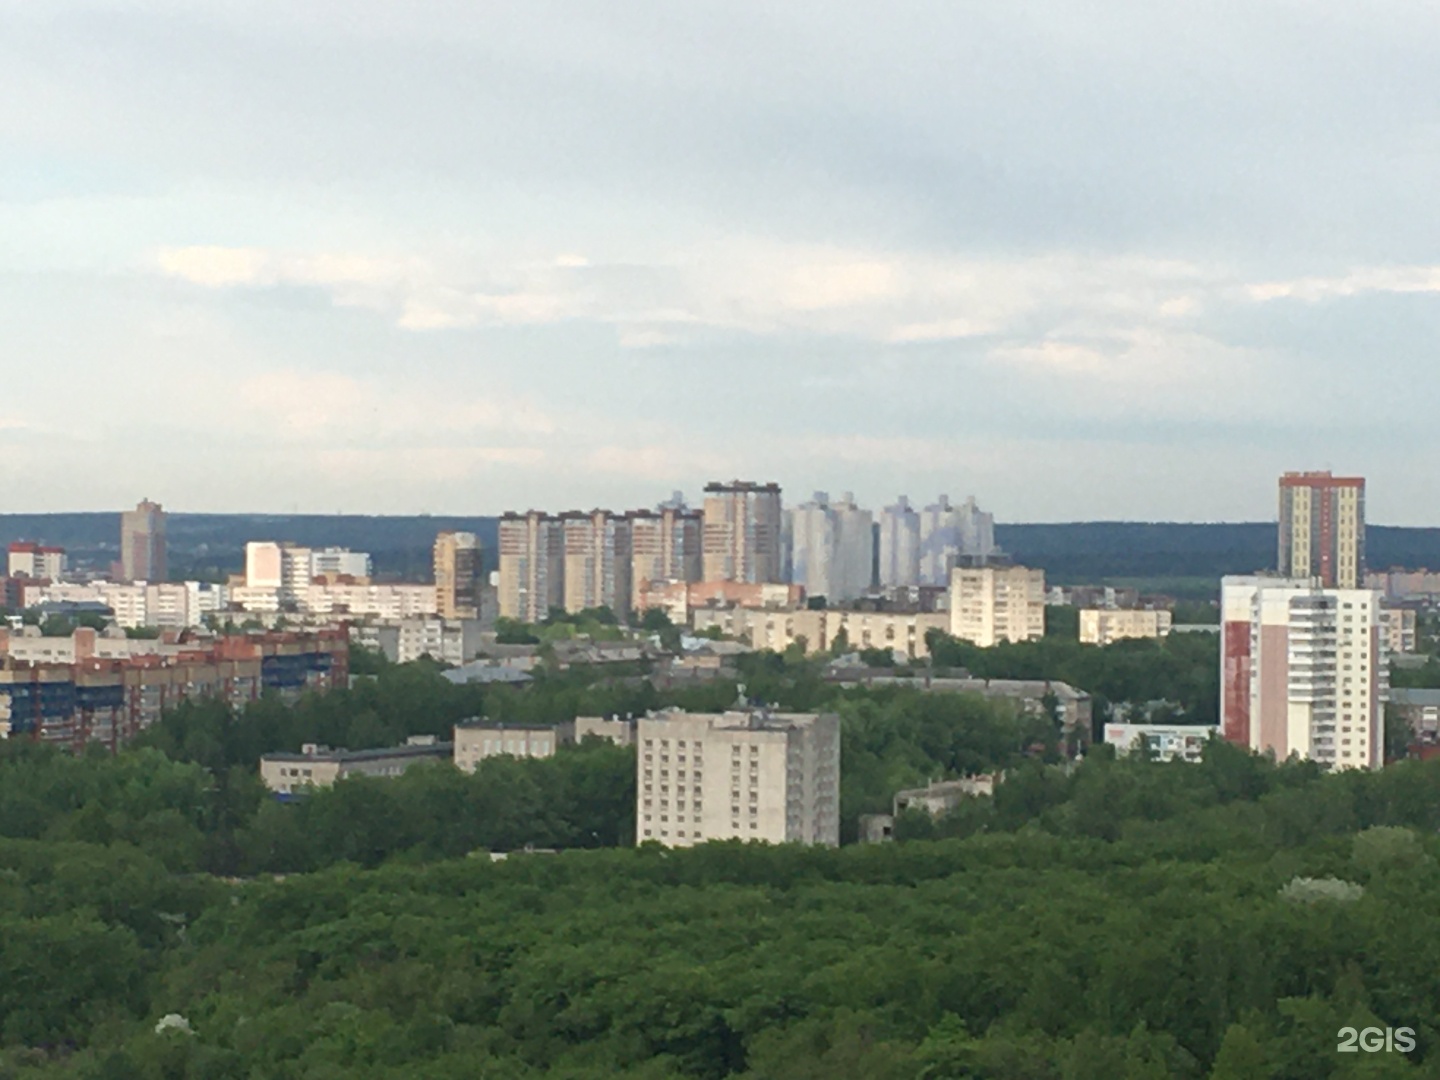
[3,514,1440,583]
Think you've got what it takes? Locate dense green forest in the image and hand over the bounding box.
[6,740,1440,1076]
[8,639,1440,1077]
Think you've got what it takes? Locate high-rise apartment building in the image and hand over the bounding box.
[628,505,702,606]
[1278,471,1365,588]
[787,492,874,602]
[948,564,1045,647]
[433,531,482,619]
[635,709,840,848]
[878,496,921,588]
[701,480,783,584]
[498,512,563,623]
[1221,576,1386,770]
[561,510,633,618]
[120,500,167,583]
[919,495,996,586]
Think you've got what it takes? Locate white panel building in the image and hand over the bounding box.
[919,495,996,586]
[878,497,921,588]
[636,709,840,848]
[1220,576,1386,771]
[787,492,873,603]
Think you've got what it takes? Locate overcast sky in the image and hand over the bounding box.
[3,2,1437,522]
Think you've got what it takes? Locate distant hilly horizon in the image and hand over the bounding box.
[3,513,1440,588]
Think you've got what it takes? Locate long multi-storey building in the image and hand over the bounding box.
[636,709,840,848]
[948,564,1045,647]
[0,628,348,748]
[691,606,949,661]
[434,531,482,619]
[25,581,229,630]
[561,510,632,618]
[701,481,783,584]
[1278,471,1365,588]
[1221,576,1385,770]
[120,499,167,583]
[787,492,874,603]
[919,495,995,586]
[628,505,703,605]
[878,496,921,588]
[1078,608,1173,646]
[498,511,563,622]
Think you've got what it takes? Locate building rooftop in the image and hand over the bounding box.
[441,661,534,685]
[454,718,563,732]
[1389,688,1440,707]
[262,741,453,765]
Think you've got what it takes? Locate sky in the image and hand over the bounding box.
[3,1,1439,523]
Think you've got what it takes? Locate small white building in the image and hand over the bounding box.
[1103,723,1214,763]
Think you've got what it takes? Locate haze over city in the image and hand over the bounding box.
[5,2,1438,520]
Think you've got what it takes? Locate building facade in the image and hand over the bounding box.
[878,496,921,588]
[260,737,451,795]
[120,500,167,583]
[498,512,564,622]
[1078,608,1173,646]
[453,721,576,772]
[433,531,482,619]
[7,543,66,581]
[948,564,1045,647]
[691,606,949,661]
[1220,576,1386,770]
[1278,471,1365,588]
[636,709,840,848]
[1103,723,1211,763]
[919,495,995,586]
[628,506,703,606]
[787,492,874,603]
[310,547,372,580]
[701,481,783,584]
[561,510,633,618]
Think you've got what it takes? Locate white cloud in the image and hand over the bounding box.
[1247,266,1440,302]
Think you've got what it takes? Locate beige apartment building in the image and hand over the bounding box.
[1381,605,1418,655]
[701,481,783,584]
[498,512,564,623]
[948,564,1046,646]
[433,531,483,619]
[1078,608,1173,646]
[560,510,632,618]
[120,499,166,583]
[628,506,703,606]
[452,720,576,772]
[636,709,840,848]
[691,607,948,661]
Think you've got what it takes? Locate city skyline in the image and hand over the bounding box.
[5,4,1440,522]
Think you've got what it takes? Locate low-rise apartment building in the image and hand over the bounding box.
[636,708,840,848]
[452,720,576,772]
[690,607,949,660]
[1078,608,1173,646]
[260,736,452,795]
